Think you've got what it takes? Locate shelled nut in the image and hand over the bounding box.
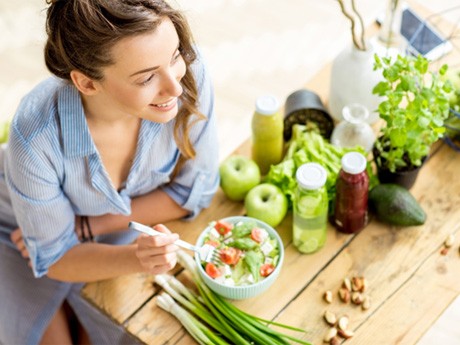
[342,277,352,292]
[362,296,371,310]
[338,287,350,303]
[330,336,340,345]
[351,276,366,292]
[338,328,355,339]
[351,292,364,305]
[324,327,337,343]
[324,290,333,304]
[324,310,337,326]
[337,316,349,331]
[361,278,368,292]
[445,234,455,248]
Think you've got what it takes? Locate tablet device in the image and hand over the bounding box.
[376,7,452,61]
[400,7,452,61]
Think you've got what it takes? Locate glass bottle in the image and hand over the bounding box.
[293,163,328,254]
[331,103,376,152]
[334,152,369,234]
[251,95,284,175]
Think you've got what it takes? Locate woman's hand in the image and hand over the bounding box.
[10,228,32,266]
[135,224,179,275]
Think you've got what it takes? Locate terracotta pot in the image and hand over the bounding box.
[372,146,425,190]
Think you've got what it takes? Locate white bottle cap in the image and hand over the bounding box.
[296,163,327,190]
[341,152,367,174]
[255,95,280,115]
[342,103,369,124]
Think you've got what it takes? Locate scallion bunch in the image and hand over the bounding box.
[155,251,311,345]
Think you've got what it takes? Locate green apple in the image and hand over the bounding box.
[219,155,261,201]
[244,183,288,227]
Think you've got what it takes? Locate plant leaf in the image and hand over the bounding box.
[417,116,430,128]
[439,64,448,76]
[389,128,407,147]
[372,81,391,96]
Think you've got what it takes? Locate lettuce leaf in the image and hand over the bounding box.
[243,250,263,283]
[265,125,378,214]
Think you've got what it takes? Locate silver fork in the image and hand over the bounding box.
[129,221,222,265]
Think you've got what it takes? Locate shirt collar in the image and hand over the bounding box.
[58,83,96,158]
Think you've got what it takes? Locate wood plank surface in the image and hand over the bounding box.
[271,142,460,344]
[81,273,156,324]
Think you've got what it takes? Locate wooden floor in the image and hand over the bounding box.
[1,0,459,343]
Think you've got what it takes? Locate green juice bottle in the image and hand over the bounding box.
[293,163,328,254]
[251,95,284,175]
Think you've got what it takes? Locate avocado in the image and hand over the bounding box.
[369,184,426,226]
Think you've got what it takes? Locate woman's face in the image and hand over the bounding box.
[95,17,186,123]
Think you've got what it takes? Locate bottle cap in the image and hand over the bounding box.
[342,103,369,124]
[341,152,367,174]
[255,95,280,115]
[296,163,327,190]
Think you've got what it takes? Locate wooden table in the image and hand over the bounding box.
[82,12,460,345]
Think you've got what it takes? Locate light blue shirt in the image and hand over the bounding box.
[0,54,219,278]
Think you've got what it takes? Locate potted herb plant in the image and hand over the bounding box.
[372,53,452,189]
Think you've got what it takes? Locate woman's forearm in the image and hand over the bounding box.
[47,242,142,282]
[46,190,187,282]
[90,189,188,235]
[47,227,179,283]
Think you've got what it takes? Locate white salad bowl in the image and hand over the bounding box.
[194,216,284,300]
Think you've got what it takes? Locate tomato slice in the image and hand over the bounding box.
[214,220,233,235]
[260,263,275,277]
[205,240,220,248]
[205,262,221,279]
[250,227,266,243]
[220,247,241,265]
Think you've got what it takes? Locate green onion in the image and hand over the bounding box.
[155,250,313,345]
[155,275,235,341]
[157,292,232,345]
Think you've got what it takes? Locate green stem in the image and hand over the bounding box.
[213,294,311,345]
[197,284,251,345]
[197,322,231,345]
[243,314,306,333]
[213,299,283,345]
[207,291,292,345]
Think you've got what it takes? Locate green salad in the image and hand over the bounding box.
[201,219,280,286]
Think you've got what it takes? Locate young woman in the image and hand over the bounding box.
[0,0,219,344]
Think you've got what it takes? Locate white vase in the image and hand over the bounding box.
[328,43,382,124]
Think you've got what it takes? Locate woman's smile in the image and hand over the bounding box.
[150,97,178,111]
